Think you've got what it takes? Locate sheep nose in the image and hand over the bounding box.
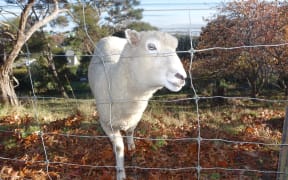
[175,73,185,81]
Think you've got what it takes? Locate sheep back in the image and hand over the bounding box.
[91,36,127,64]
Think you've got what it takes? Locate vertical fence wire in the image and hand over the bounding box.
[188,10,202,180]
[25,27,53,180]
[0,8,53,179]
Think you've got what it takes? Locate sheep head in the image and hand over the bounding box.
[124,29,187,92]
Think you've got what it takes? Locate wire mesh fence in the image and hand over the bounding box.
[1,1,288,179]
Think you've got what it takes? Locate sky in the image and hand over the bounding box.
[138,0,225,34]
[0,0,226,34]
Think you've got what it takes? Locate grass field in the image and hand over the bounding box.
[0,94,286,179]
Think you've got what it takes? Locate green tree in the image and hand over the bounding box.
[104,0,143,31]
[43,44,69,98]
[127,21,158,31]
[112,21,158,37]
[66,0,144,54]
[76,55,90,79]
[67,3,109,54]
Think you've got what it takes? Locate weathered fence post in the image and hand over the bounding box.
[277,107,288,180]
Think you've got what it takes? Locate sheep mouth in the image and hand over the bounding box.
[167,81,184,88]
[165,73,186,92]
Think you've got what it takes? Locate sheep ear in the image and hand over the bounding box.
[125,29,140,46]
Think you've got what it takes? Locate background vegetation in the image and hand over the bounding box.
[3,0,287,101]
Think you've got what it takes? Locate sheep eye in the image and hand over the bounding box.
[147,43,157,51]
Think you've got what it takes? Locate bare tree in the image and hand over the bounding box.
[0,0,68,106]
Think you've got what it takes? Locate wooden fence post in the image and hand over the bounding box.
[277,107,288,180]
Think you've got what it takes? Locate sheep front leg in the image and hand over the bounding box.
[109,131,126,180]
[126,127,136,151]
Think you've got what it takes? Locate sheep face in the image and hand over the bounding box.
[124,29,187,92]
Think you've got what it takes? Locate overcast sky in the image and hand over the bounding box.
[138,0,225,33]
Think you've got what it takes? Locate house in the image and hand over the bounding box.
[65,50,79,66]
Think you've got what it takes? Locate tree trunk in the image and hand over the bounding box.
[247,77,258,98]
[49,58,69,98]
[0,70,18,106]
[212,80,226,104]
[284,81,288,97]
[250,83,258,98]
[45,45,69,98]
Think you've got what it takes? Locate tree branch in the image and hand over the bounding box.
[3,0,68,73]
[3,31,16,41]
[25,0,69,42]
[18,0,35,34]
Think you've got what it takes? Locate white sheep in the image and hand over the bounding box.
[88,29,187,180]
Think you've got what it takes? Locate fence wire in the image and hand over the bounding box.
[1,1,288,179]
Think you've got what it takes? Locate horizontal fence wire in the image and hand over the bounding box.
[2,41,288,58]
[0,132,286,174]
[0,96,287,178]
[0,90,286,176]
[1,1,288,179]
[0,94,288,106]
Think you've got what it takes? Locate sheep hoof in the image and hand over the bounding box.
[117,169,126,180]
[128,143,135,151]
